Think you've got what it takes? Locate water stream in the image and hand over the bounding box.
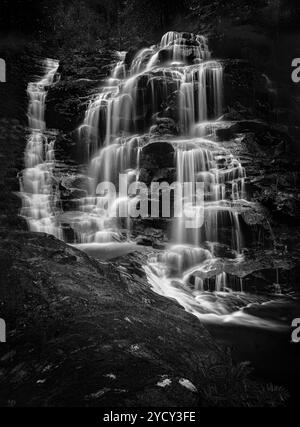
[20,59,62,239]
[20,32,291,331]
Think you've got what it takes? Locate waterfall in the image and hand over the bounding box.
[73,32,216,243]
[148,131,248,305]
[74,32,250,309]
[111,51,127,80]
[73,31,247,269]
[20,32,277,327]
[20,59,63,239]
[160,31,211,63]
[179,61,223,134]
[74,33,225,245]
[78,31,222,157]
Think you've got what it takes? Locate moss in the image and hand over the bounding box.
[197,348,289,407]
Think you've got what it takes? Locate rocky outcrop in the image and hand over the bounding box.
[0,118,28,230]
[222,60,273,121]
[46,49,115,131]
[0,230,285,407]
[149,117,178,138]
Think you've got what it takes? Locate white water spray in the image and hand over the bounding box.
[20,59,62,239]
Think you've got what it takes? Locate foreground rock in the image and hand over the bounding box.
[0,230,286,407]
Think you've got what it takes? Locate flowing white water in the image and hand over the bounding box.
[73,32,259,326]
[179,61,223,133]
[171,137,245,250]
[79,32,221,153]
[20,59,62,239]
[71,31,224,243]
[21,32,286,329]
[123,33,282,329]
[73,32,274,324]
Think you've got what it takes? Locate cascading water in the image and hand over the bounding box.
[72,32,224,243]
[74,32,261,325]
[20,59,62,239]
[21,32,285,329]
[78,32,220,152]
[179,62,223,133]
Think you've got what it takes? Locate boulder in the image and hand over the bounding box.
[0,229,251,407]
[150,117,178,137]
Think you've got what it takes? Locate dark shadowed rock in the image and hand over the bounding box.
[46,49,115,132]
[150,117,178,137]
[0,230,242,407]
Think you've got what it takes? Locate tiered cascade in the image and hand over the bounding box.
[20,32,281,327]
[72,31,225,244]
[20,59,62,239]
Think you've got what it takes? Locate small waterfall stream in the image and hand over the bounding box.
[20,59,62,239]
[20,32,287,330]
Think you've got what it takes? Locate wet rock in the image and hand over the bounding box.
[241,205,269,227]
[216,120,270,140]
[61,187,87,200]
[223,59,272,120]
[0,229,243,407]
[0,118,28,231]
[139,140,175,188]
[150,117,178,137]
[258,190,300,223]
[220,108,245,121]
[135,236,153,246]
[152,168,176,184]
[138,168,153,186]
[61,174,91,192]
[142,140,174,160]
[46,49,115,132]
[46,80,98,131]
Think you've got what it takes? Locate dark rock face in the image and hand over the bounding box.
[46,49,115,132]
[0,230,235,407]
[46,79,99,132]
[150,117,178,137]
[0,118,28,230]
[223,60,271,119]
[0,231,288,407]
[0,51,42,124]
[139,141,175,187]
[240,129,299,225]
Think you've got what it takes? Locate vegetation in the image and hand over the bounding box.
[1,0,300,53]
[196,348,289,407]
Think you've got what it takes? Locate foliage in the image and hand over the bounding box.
[195,347,289,407]
[1,0,300,53]
[48,0,106,51]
